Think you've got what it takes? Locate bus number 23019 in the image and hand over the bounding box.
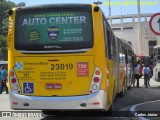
[51,63,73,70]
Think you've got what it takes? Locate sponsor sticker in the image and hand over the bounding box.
[46,84,62,89]
[77,62,89,77]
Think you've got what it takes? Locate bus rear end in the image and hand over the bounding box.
[8,4,108,111]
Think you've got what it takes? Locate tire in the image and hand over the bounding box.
[106,104,112,115]
[42,110,53,115]
[128,74,133,90]
[42,110,62,116]
[127,85,131,90]
[108,104,112,112]
[119,84,125,97]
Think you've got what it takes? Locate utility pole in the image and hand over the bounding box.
[109,0,111,16]
[137,0,142,55]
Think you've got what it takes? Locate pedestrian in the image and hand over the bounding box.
[0,66,8,94]
[131,75,135,87]
[143,64,151,87]
[134,64,139,87]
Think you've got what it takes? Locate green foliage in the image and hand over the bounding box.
[0,0,26,60]
[0,35,7,60]
[2,18,8,35]
[17,2,25,7]
[0,0,15,35]
[0,0,26,35]
[0,35,7,48]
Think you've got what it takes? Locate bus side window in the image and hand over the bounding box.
[106,29,112,59]
[103,21,108,59]
[125,49,128,64]
[103,18,111,59]
[121,46,126,64]
[119,44,123,63]
[128,50,132,64]
[111,36,116,60]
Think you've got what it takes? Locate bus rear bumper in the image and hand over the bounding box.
[9,90,106,110]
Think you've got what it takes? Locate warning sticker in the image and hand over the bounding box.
[77,62,89,77]
[23,82,34,94]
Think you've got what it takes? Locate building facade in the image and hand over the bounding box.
[106,13,160,56]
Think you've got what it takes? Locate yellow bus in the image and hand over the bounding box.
[117,38,134,90]
[8,3,133,113]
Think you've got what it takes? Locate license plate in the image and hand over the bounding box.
[46,84,62,89]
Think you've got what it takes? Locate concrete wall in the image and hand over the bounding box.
[107,13,160,56]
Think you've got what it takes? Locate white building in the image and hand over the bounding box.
[106,13,160,56]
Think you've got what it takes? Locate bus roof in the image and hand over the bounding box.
[117,37,133,51]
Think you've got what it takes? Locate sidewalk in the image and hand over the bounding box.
[136,77,160,87]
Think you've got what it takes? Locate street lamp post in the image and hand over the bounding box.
[137,0,142,55]
[120,7,122,16]
[109,0,111,16]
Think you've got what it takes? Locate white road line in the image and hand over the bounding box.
[130,100,160,120]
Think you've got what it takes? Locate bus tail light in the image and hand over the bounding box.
[94,77,99,83]
[11,78,16,84]
[89,67,102,94]
[95,70,100,75]
[10,71,14,76]
[10,68,21,94]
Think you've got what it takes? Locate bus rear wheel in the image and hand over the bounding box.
[119,84,125,97]
[42,110,62,116]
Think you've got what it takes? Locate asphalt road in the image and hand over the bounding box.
[113,77,160,111]
[0,77,160,120]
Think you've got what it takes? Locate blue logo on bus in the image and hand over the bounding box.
[47,26,59,41]
[23,82,34,94]
[16,62,23,70]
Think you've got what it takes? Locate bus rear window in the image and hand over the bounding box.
[15,11,93,51]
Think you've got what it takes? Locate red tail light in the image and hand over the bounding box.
[90,90,92,94]
[11,78,16,84]
[94,77,99,83]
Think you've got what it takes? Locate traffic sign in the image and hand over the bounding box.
[149,13,160,35]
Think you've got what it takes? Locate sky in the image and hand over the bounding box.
[9,0,160,16]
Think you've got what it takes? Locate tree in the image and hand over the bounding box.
[0,0,25,35]
[0,35,7,60]
[17,2,25,7]
[2,18,8,35]
[0,0,15,35]
[0,0,26,60]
